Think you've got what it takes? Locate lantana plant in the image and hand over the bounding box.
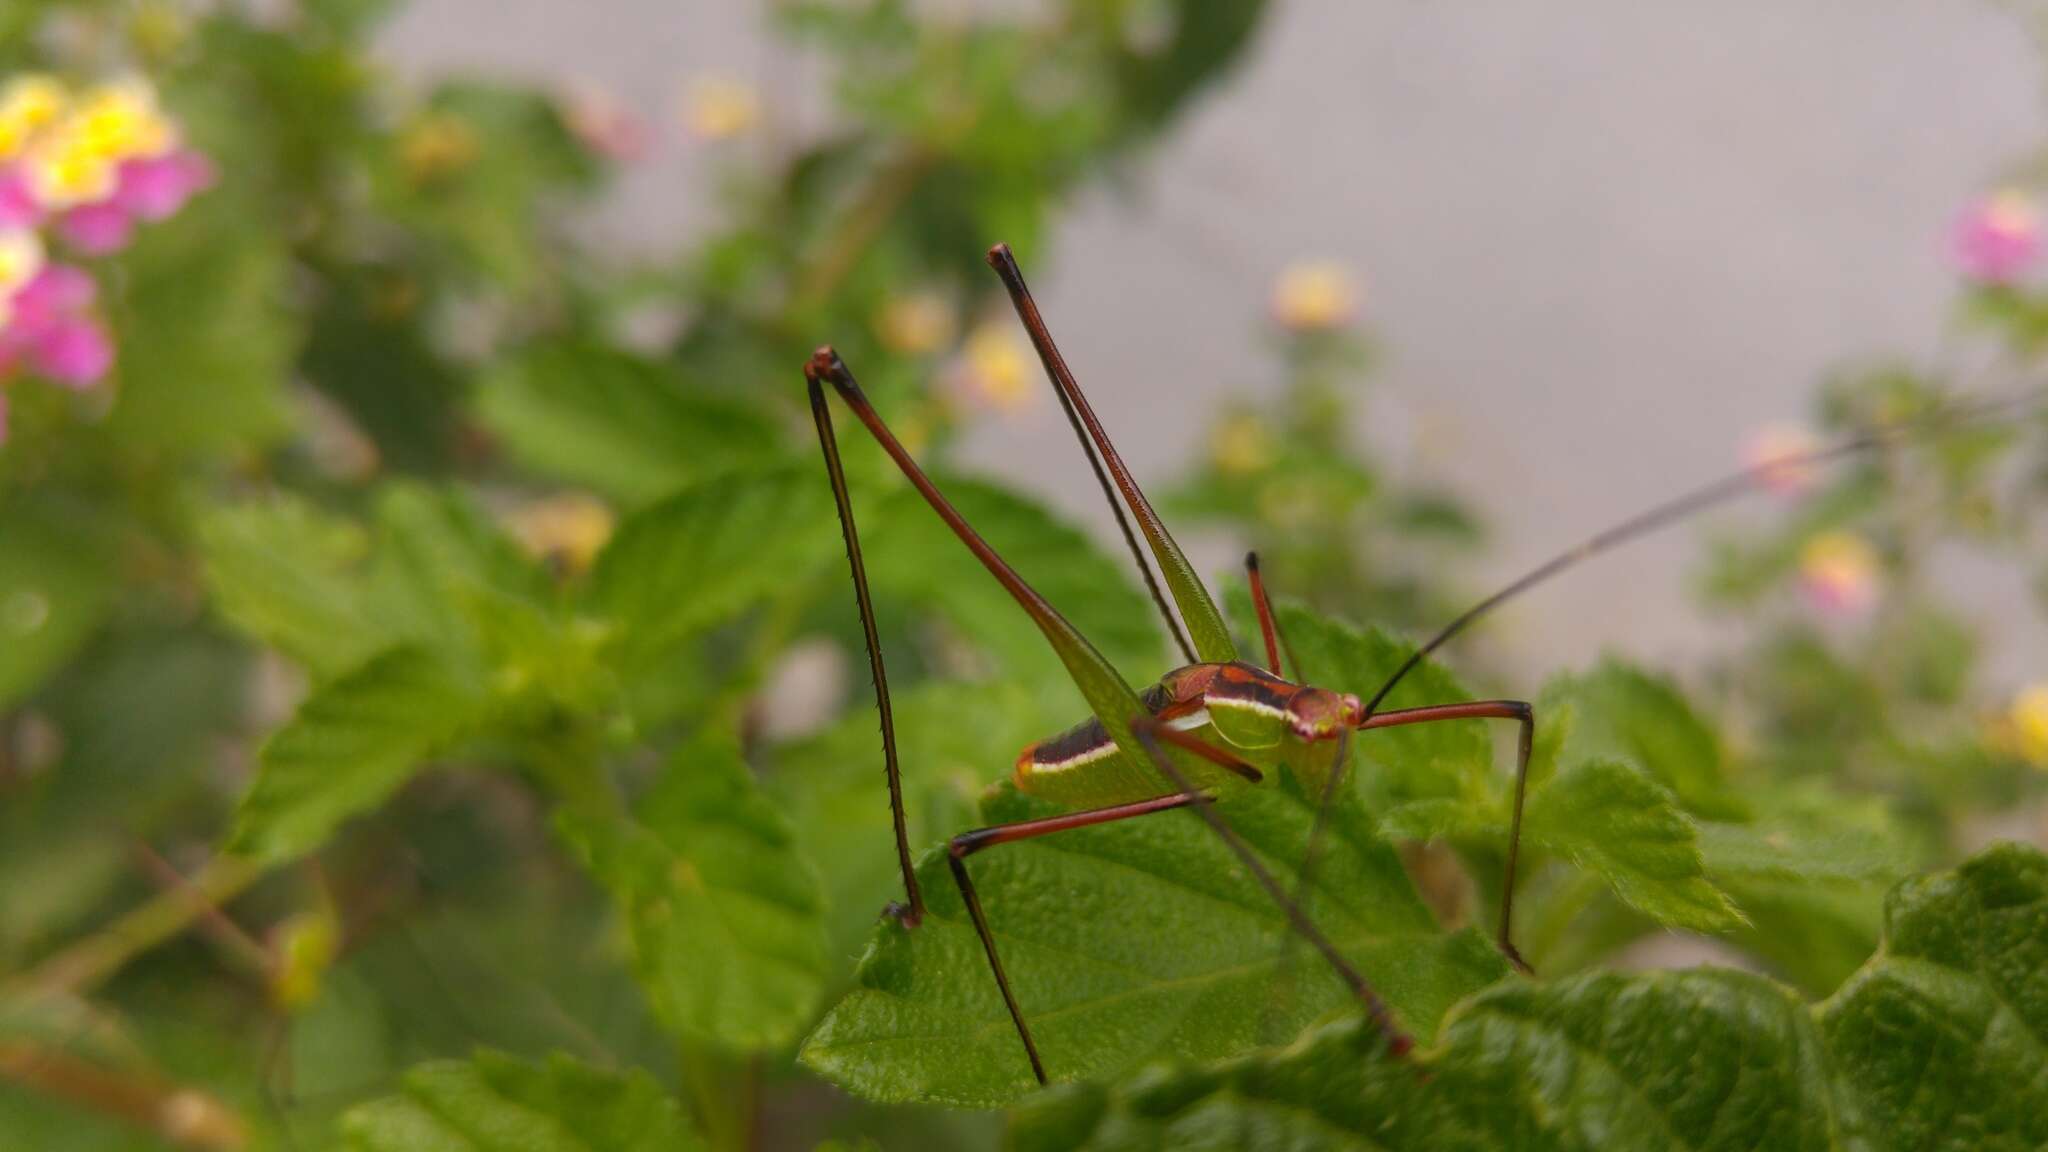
[0,73,211,439]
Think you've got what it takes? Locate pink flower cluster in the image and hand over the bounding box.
[1951,190,2040,285]
[0,75,212,442]
[2,148,213,256]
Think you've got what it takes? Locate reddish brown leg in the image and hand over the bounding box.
[809,378,924,924]
[947,792,1215,1084]
[1131,717,1414,1056]
[1355,702,1535,971]
[1245,552,1283,675]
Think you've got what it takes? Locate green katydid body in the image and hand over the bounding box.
[1013,661,1363,809]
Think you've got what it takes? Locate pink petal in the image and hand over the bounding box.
[7,264,95,333]
[58,202,136,255]
[1952,201,2040,284]
[0,168,39,230]
[115,150,214,222]
[31,317,114,387]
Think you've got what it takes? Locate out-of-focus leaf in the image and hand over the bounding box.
[802,781,1506,1107]
[0,505,115,708]
[862,475,1165,688]
[1540,659,1742,818]
[588,467,836,669]
[477,340,779,506]
[771,679,1044,960]
[197,494,380,679]
[341,1050,702,1152]
[1524,758,1742,933]
[231,645,487,862]
[365,482,548,663]
[557,735,827,1050]
[103,188,295,458]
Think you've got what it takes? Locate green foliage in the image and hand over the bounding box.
[477,340,780,506]
[1010,842,2048,1152]
[342,1051,705,1152]
[803,781,1509,1107]
[557,736,828,1050]
[231,645,487,862]
[4,0,2044,1148]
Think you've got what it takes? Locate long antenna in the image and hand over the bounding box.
[1359,385,2043,719]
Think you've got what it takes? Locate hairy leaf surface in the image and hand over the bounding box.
[557,736,828,1050]
[341,1050,702,1152]
[231,646,487,862]
[1009,842,2048,1151]
[802,782,1508,1107]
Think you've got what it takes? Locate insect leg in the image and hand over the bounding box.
[806,349,1154,770]
[946,792,1215,1084]
[985,244,1239,665]
[1244,551,1283,674]
[808,373,923,924]
[1130,717,1414,1056]
[1348,702,1536,971]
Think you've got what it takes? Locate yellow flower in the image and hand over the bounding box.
[0,228,45,296]
[24,129,117,207]
[875,291,955,355]
[0,74,67,160]
[1797,531,1880,617]
[507,493,616,575]
[1271,261,1357,333]
[399,113,479,184]
[70,79,174,160]
[2012,683,2048,769]
[1209,413,1273,476]
[684,77,759,141]
[954,324,1034,414]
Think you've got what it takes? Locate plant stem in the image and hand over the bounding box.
[6,854,268,1001]
[0,1041,248,1150]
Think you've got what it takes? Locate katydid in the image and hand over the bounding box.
[806,244,2036,1086]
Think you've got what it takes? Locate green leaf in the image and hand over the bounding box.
[802,782,1507,1107]
[1820,841,2048,1150]
[231,646,488,863]
[863,475,1165,690]
[1539,659,1743,819]
[477,340,780,506]
[102,186,295,459]
[196,494,382,680]
[770,680,1045,961]
[0,504,115,708]
[1524,758,1743,933]
[556,735,828,1050]
[1013,842,2048,1152]
[1014,968,1836,1152]
[366,482,549,662]
[588,467,836,670]
[341,1050,703,1152]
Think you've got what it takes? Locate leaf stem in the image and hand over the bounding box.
[7,854,269,1001]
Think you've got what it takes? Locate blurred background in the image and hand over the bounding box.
[384,0,2046,679]
[4,2,2048,1149]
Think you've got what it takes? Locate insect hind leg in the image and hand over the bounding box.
[945,792,1214,1084]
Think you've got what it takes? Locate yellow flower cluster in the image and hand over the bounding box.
[1271,261,1357,333]
[2011,684,2048,770]
[1,75,179,210]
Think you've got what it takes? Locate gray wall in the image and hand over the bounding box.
[383,1,2046,685]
